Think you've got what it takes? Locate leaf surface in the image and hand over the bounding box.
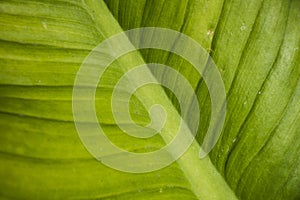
[0,0,236,199]
[105,0,300,199]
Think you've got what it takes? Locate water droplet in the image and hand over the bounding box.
[243,101,247,105]
[233,138,237,143]
[258,91,262,95]
[240,23,247,31]
[207,30,214,37]
[159,188,163,193]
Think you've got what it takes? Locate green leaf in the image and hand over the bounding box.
[0,0,235,199]
[0,0,299,200]
[105,0,300,199]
